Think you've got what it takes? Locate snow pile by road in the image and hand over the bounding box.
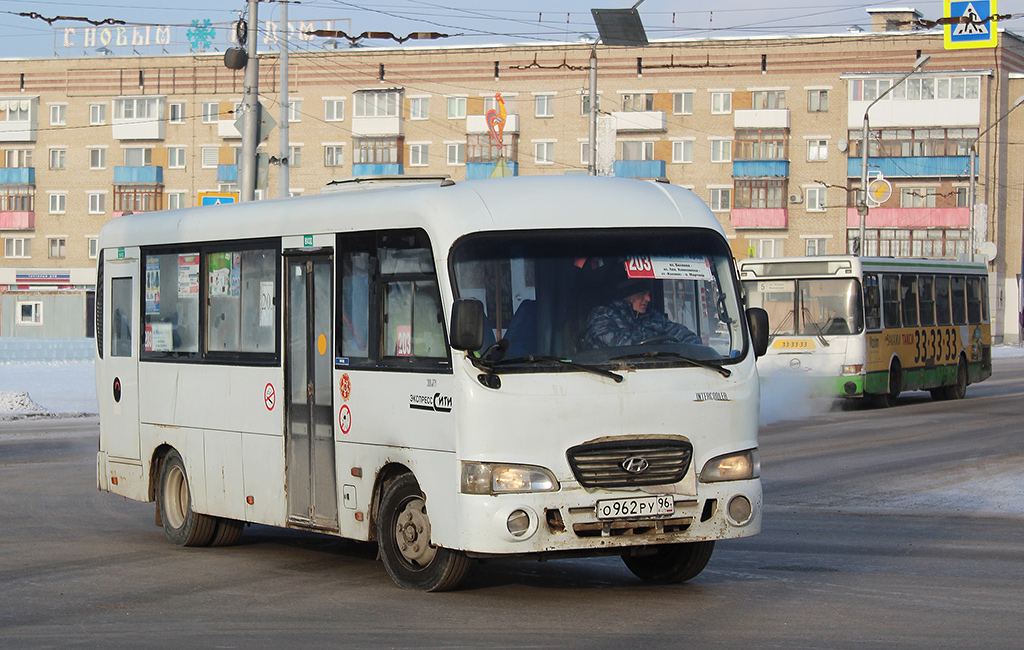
[0,361,96,418]
[0,391,47,414]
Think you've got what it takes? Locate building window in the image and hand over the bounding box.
[807,139,828,162]
[49,193,66,214]
[114,185,162,213]
[354,91,400,118]
[324,145,345,167]
[4,102,30,122]
[201,147,219,168]
[353,137,401,165]
[124,147,152,167]
[0,185,34,212]
[850,228,968,259]
[4,237,31,258]
[89,148,106,170]
[88,237,99,259]
[580,142,592,165]
[48,237,66,259]
[734,129,787,160]
[289,146,302,168]
[711,92,732,115]
[17,301,42,326]
[167,192,185,210]
[806,186,827,211]
[581,94,600,115]
[408,143,429,167]
[710,188,731,212]
[114,97,158,120]
[50,104,67,126]
[90,104,106,125]
[467,134,517,164]
[751,91,786,109]
[535,94,555,118]
[534,141,555,165]
[49,148,67,170]
[672,140,693,163]
[88,193,106,214]
[324,98,345,121]
[5,149,32,167]
[167,147,186,169]
[849,127,977,158]
[673,92,693,115]
[168,102,185,124]
[287,99,303,122]
[805,238,828,256]
[900,187,937,208]
[409,97,429,120]
[808,90,829,112]
[446,142,465,165]
[447,96,467,119]
[956,187,969,207]
[620,93,654,112]
[750,238,782,258]
[711,139,732,163]
[735,179,786,209]
[201,102,219,123]
[621,141,654,161]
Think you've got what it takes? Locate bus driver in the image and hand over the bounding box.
[582,277,701,349]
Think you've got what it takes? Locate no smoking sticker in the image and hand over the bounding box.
[339,404,352,434]
[264,383,276,411]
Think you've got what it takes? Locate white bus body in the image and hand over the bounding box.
[96,176,766,590]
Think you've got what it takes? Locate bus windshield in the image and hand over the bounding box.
[450,229,746,367]
[743,277,863,337]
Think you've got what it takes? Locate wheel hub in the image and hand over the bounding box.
[394,497,436,566]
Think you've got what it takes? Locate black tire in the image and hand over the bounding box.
[209,518,245,547]
[871,361,902,408]
[929,388,948,401]
[376,474,470,592]
[943,357,968,400]
[622,541,715,584]
[158,450,217,547]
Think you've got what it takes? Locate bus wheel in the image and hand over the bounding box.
[208,518,245,547]
[621,541,715,584]
[158,450,217,547]
[872,362,902,408]
[377,473,470,592]
[943,357,968,400]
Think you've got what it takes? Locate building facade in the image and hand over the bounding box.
[2,9,1024,341]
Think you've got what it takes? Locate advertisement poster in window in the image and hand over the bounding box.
[178,254,199,298]
[209,252,231,296]
[145,256,160,314]
[259,281,274,327]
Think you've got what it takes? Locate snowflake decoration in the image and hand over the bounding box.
[187,19,216,52]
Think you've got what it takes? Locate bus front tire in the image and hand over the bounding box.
[377,473,470,592]
[621,541,715,584]
[158,450,217,547]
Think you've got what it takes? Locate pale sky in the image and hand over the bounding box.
[0,0,965,60]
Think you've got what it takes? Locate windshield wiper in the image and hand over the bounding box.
[800,308,830,347]
[470,354,624,383]
[610,350,732,377]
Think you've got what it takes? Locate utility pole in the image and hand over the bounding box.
[279,0,290,199]
[588,43,597,176]
[240,0,260,202]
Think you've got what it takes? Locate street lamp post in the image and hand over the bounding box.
[858,54,930,255]
[968,93,1024,260]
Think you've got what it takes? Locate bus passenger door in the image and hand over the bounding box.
[285,254,338,530]
[99,252,141,461]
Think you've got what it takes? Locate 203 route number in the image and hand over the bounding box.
[596,495,674,520]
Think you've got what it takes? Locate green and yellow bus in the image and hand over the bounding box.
[740,256,991,406]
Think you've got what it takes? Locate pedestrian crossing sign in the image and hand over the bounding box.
[944,0,998,50]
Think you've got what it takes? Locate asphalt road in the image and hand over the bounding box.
[2,360,1023,649]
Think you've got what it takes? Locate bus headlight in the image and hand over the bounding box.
[461,462,560,494]
[699,449,760,483]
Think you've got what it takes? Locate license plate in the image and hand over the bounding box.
[595,495,675,520]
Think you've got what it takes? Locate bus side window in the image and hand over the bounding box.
[966,277,983,324]
[881,275,901,328]
[900,274,918,327]
[206,248,277,354]
[863,274,881,330]
[934,276,951,325]
[951,276,967,325]
[339,250,372,359]
[918,276,935,326]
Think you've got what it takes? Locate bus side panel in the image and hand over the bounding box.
[204,429,246,521]
[139,423,206,507]
[242,433,287,526]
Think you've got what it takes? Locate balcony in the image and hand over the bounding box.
[466,114,521,135]
[613,160,666,179]
[113,166,163,184]
[734,109,790,129]
[112,117,165,141]
[0,168,35,184]
[845,207,969,229]
[352,163,403,176]
[609,111,666,133]
[0,211,34,230]
[0,120,36,143]
[0,98,37,142]
[733,160,790,178]
[848,156,973,178]
[217,165,238,183]
[731,208,788,229]
[466,161,519,179]
[352,116,403,137]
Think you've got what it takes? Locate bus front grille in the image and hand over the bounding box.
[565,439,693,488]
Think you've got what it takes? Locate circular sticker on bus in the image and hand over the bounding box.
[339,404,352,434]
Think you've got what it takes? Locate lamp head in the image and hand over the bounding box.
[913,54,930,70]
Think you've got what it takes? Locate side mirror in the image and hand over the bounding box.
[746,307,769,358]
[450,299,485,351]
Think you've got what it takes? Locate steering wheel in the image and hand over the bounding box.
[639,335,680,345]
[481,338,510,361]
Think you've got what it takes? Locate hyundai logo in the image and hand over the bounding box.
[621,456,650,474]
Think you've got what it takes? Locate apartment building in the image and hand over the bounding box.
[2,8,1024,342]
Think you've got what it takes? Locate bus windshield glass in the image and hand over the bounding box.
[743,277,863,337]
[451,229,746,367]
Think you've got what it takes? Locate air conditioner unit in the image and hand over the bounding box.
[789,194,803,203]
